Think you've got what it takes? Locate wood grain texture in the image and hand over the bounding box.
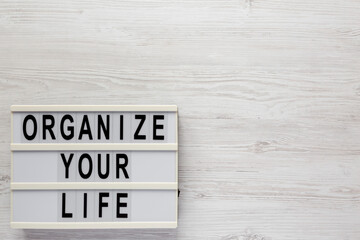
[0,0,360,239]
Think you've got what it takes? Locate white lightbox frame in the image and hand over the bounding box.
[10,105,178,229]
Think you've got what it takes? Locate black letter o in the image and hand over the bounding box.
[78,153,93,179]
[23,115,37,140]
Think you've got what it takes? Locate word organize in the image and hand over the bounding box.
[22,114,166,141]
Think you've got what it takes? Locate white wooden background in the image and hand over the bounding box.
[1,0,360,239]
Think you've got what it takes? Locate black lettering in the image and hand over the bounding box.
[134,115,146,140]
[97,153,110,179]
[78,115,93,140]
[116,154,129,179]
[78,153,93,179]
[116,193,128,218]
[98,115,110,140]
[99,192,109,218]
[83,193,87,218]
[23,115,37,140]
[62,193,73,218]
[42,115,56,140]
[120,115,123,140]
[61,153,74,179]
[153,115,165,140]
[60,114,74,140]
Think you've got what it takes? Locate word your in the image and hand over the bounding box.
[61,153,129,180]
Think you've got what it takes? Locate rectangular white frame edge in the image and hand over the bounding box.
[10,105,178,229]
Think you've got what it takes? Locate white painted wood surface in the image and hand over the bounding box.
[0,0,360,239]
